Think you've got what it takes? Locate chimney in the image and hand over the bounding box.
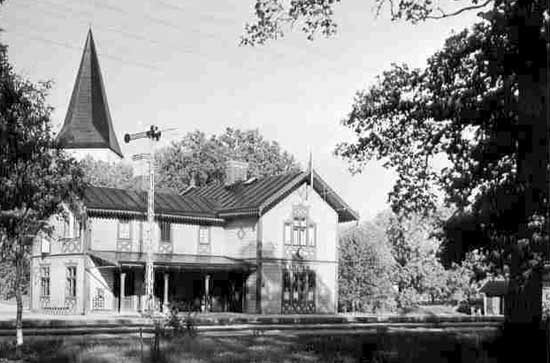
[225,160,248,186]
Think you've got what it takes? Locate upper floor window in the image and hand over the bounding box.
[160,221,172,242]
[40,266,50,297]
[284,217,316,247]
[66,266,77,298]
[74,219,81,238]
[199,226,210,245]
[118,220,131,240]
[62,216,71,238]
[41,238,51,254]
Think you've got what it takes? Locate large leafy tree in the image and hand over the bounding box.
[338,213,396,313]
[385,212,452,307]
[243,0,548,327]
[155,128,300,193]
[82,128,299,193]
[0,48,84,346]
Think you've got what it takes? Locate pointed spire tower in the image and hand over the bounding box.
[57,29,123,158]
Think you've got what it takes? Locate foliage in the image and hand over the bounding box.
[338,214,396,313]
[82,128,299,193]
[0,46,84,345]
[79,155,139,189]
[155,128,300,193]
[0,260,28,300]
[385,212,451,307]
[241,0,503,45]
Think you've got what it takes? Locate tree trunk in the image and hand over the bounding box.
[506,0,547,325]
[15,254,23,347]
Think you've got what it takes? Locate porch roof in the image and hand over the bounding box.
[89,250,256,271]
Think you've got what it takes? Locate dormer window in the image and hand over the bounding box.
[118,220,131,240]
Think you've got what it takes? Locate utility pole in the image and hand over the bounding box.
[124,125,161,313]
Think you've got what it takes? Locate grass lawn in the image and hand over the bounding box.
[0,328,503,363]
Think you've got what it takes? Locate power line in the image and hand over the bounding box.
[9,31,164,73]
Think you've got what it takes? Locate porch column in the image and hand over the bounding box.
[163,273,169,311]
[119,272,126,313]
[204,274,211,312]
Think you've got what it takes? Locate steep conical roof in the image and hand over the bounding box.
[57,29,123,158]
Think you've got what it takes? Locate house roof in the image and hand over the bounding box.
[83,170,359,223]
[185,170,359,222]
[479,279,508,296]
[89,250,255,271]
[56,29,123,158]
[83,186,222,223]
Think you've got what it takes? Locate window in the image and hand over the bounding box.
[66,266,77,297]
[284,223,292,245]
[160,221,171,242]
[40,266,50,297]
[41,238,51,254]
[62,216,71,238]
[74,219,81,238]
[199,226,210,245]
[285,217,313,246]
[118,220,131,240]
[308,224,316,247]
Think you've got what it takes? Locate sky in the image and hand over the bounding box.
[1,0,484,221]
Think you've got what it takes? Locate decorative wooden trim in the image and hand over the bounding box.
[88,208,224,224]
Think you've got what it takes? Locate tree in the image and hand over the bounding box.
[80,155,139,189]
[385,212,450,308]
[155,128,300,193]
[242,0,549,327]
[0,48,84,347]
[338,213,396,313]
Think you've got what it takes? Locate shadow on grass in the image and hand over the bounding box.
[2,323,546,363]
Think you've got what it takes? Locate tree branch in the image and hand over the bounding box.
[426,0,493,20]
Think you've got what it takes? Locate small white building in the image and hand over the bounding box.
[479,279,508,316]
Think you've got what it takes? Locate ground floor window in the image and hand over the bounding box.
[40,266,50,297]
[282,267,316,314]
[66,266,77,297]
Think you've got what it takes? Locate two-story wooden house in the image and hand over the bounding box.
[29,162,358,315]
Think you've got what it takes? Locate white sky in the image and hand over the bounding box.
[1,0,482,221]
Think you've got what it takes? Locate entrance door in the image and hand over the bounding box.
[281,267,316,314]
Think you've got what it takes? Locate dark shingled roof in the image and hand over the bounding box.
[83,186,219,220]
[186,170,359,223]
[56,29,123,158]
[83,170,359,223]
[479,279,508,296]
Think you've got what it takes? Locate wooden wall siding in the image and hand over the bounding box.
[117,239,132,252]
[30,255,85,314]
[158,242,173,254]
[223,218,258,259]
[198,243,211,254]
[91,217,118,251]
